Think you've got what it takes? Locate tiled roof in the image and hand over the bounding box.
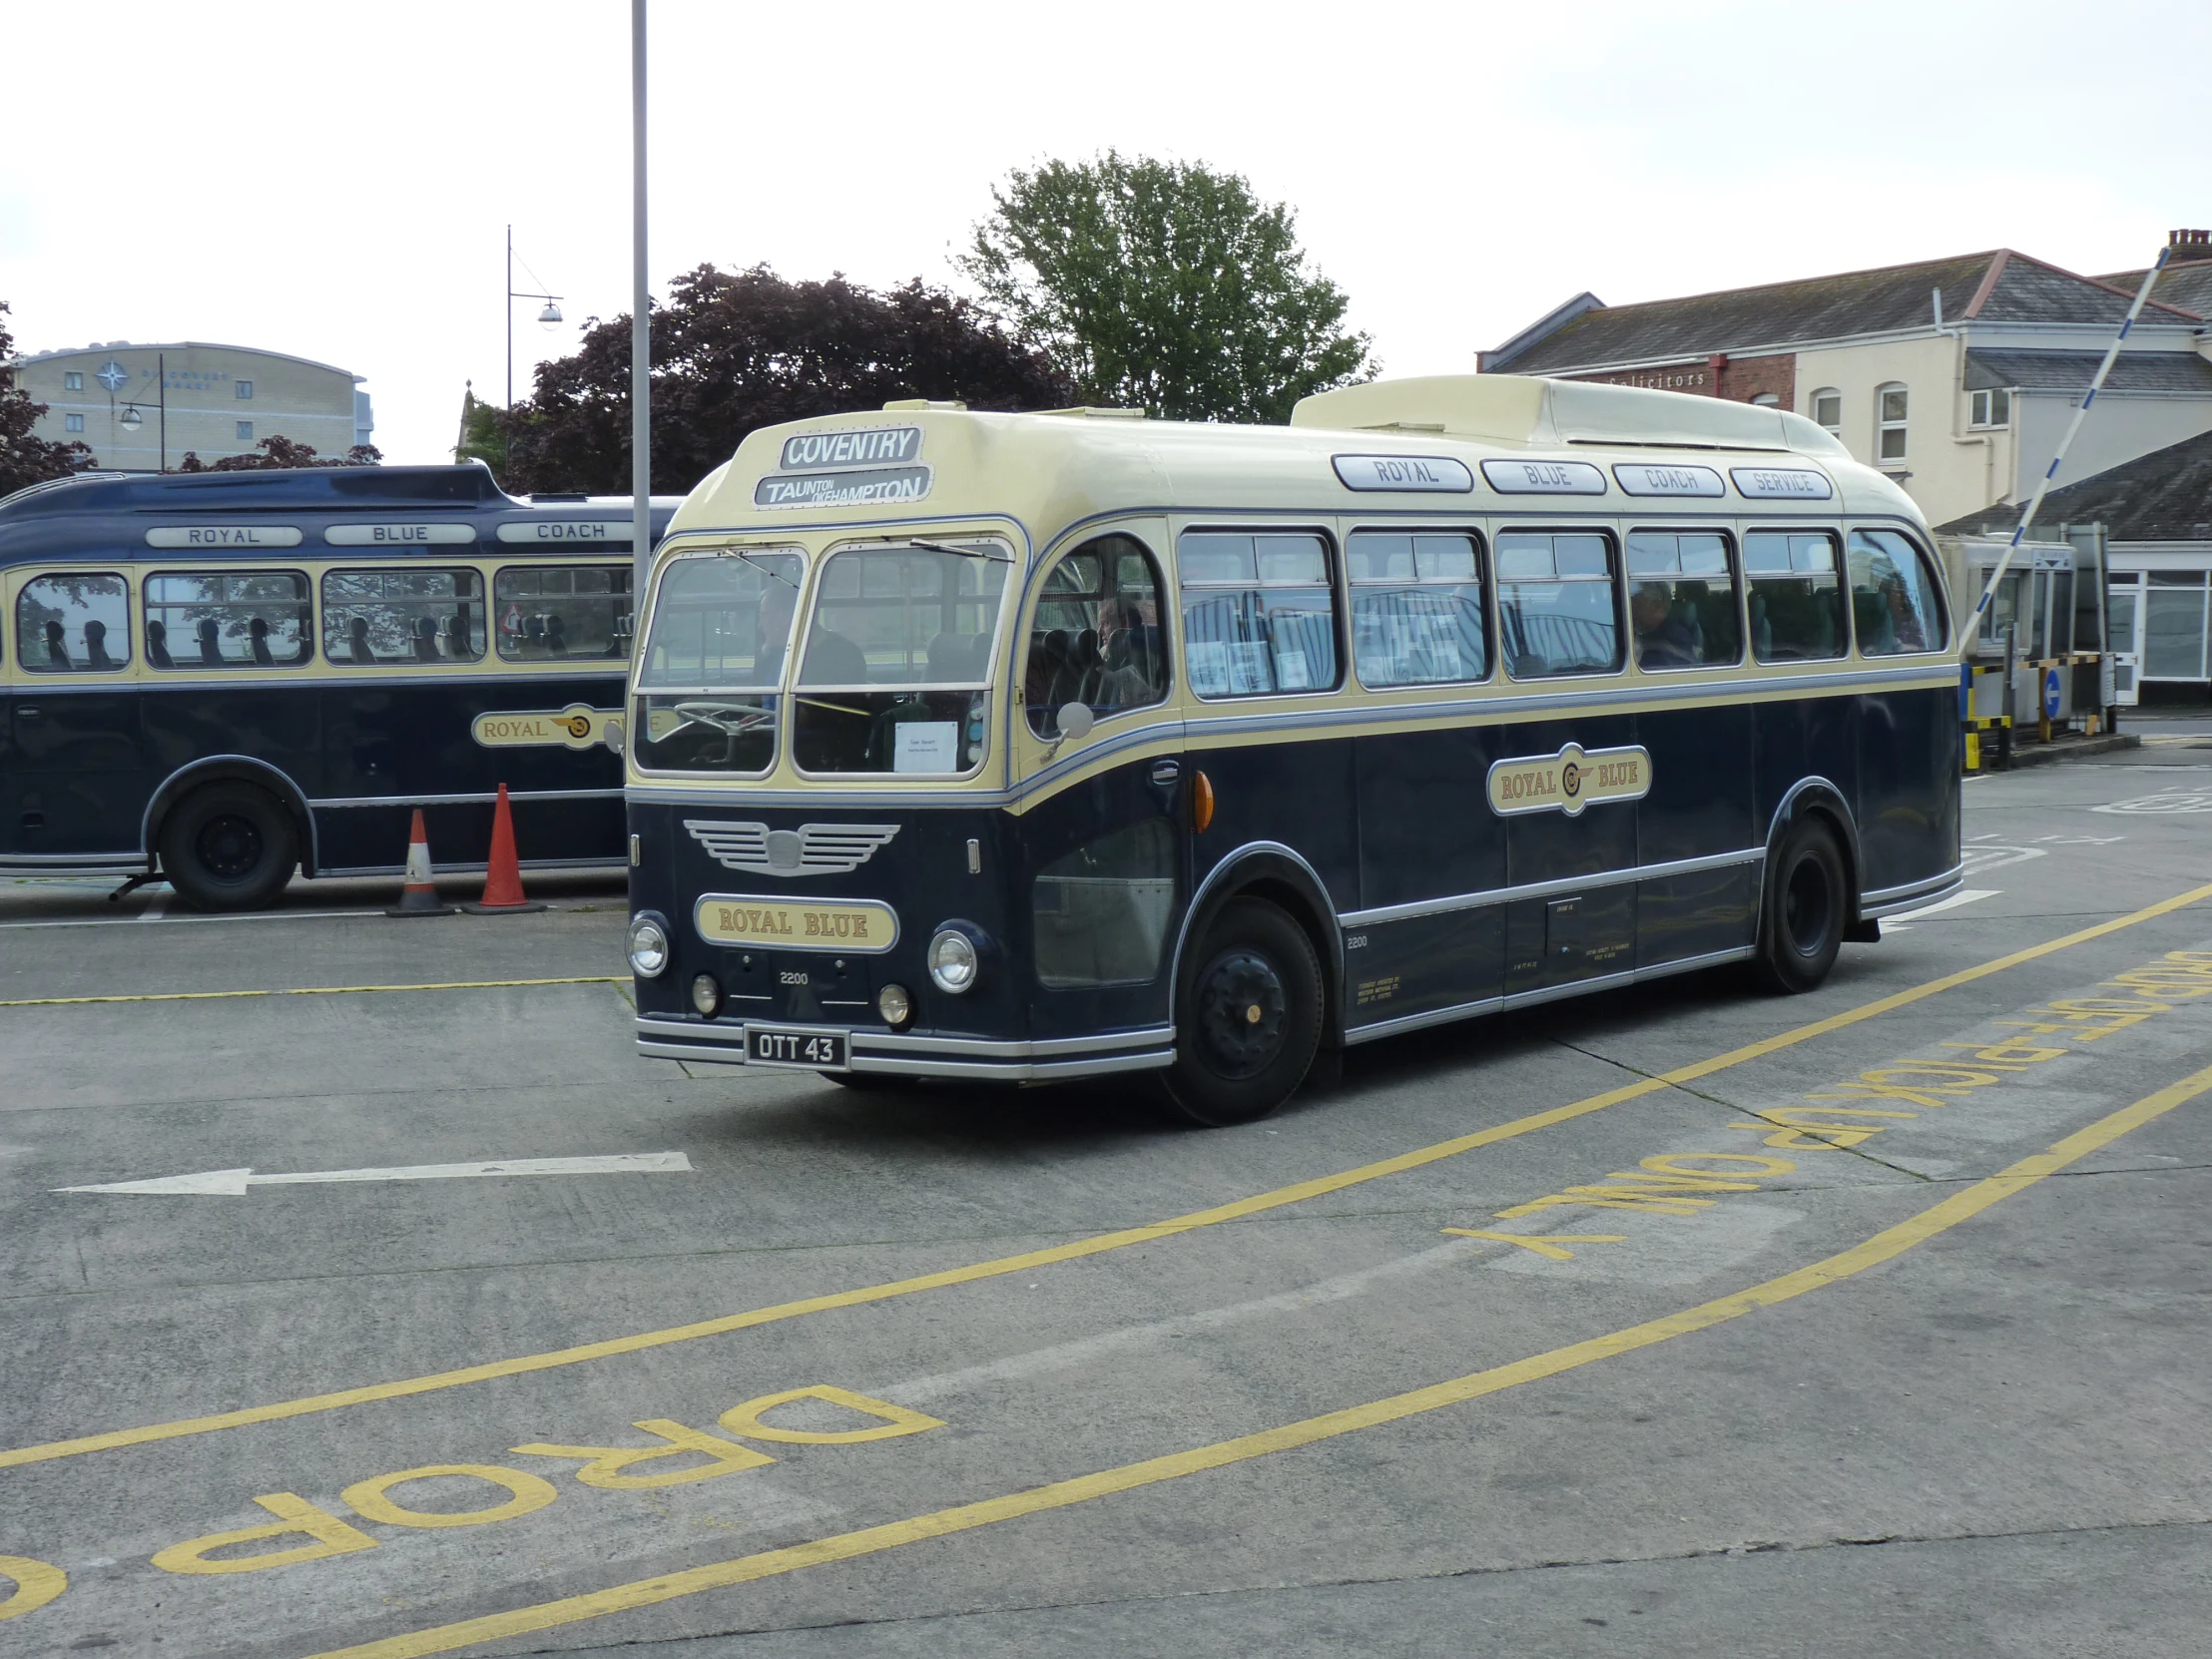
[1488,251,2201,375]
[1936,426,2212,542]
[1963,349,2212,395]
[2094,261,2212,319]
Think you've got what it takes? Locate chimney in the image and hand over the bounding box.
[2167,229,2212,265]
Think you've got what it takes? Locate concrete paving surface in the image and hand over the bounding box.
[0,744,2207,1658]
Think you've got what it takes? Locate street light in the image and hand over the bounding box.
[506,224,566,406]
[118,404,143,429]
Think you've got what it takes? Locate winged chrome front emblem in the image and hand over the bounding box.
[684,820,900,877]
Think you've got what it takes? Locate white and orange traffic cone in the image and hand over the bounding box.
[463,784,545,915]
[385,809,456,917]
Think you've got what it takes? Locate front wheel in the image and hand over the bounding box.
[1756,817,1847,993]
[159,783,298,911]
[1162,897,1323,1127]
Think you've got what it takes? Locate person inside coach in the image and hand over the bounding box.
[1631,581,1700,670]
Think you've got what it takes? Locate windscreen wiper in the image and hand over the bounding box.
[719,548,799,587]
[909,538,1013,564]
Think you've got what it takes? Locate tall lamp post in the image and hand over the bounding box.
[117,351,167,472]
[506,225,565,408]
[631,0,652,607]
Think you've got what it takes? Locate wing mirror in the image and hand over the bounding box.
[1053,702,1095,747]
[603,717,627,757]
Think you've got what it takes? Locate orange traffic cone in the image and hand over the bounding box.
[464,784,545,915]
[384,809,456,917]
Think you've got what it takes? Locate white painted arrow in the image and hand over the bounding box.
[57,1152,692,1196]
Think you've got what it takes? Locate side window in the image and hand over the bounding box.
[495,564,635,661]
[1177,530,1338,699]
[144,570,311,669]
[1744,532,1847,663]
[322,568,486,665]
[1024,533,1169,739]
[1849,529,1948,656]
[1495,531,1620,679]
[17,573,131,673]
[1346,530,1488,689]
[1625,531,1742,671]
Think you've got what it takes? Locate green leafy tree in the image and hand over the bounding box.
[495,265,1074,495]
[454,382,507,474]
[960,153,1375,423]
[177,435,381,471]
[0,300,95,495]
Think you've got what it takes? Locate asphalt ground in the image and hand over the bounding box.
[2,738,2209,1659]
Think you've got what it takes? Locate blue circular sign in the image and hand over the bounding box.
[2042,667,2062,720]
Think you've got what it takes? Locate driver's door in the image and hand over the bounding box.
[1012,520,1188,1043]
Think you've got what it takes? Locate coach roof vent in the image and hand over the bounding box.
[1291,374,1849,459]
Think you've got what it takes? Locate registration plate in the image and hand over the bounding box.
[746,1025,849,1070]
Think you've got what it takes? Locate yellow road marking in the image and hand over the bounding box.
[309,1060,2212,1659]
[6,877,2211,1475]
[0,977,622,1009]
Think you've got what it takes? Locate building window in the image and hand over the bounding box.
[1877,384,1909,462]
[1970,388,2011,428]
[236,379,254,400]
[237,420,254,440]
[64,371,83,391]
[1811,389,1842,433]
[64,413,84,432]
[1750,392,1780,407]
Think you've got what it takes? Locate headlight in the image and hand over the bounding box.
[690,973,721,1016]
[627,913,670,978]
[877,983,912,1025]
[928,927,979,994]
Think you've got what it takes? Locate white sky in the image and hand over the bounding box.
[6,1,2206,468]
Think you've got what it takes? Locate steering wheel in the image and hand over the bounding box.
[671,701,775,736]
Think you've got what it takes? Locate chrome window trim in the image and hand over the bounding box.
[1339,845,1766,930]
[308,788,624,810]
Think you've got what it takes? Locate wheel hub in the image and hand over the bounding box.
[1783,853,1834,957]
[1194,947,1287,1079]
[196,813,265,881]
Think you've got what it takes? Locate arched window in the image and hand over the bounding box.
[1876,383,1909,462]
[1750,392,1780,407]
[1810,388,1842,434]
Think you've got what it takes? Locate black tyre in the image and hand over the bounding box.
[1163,896,1324,1127]
[1757,816,1847,993]
[159,783,298,911]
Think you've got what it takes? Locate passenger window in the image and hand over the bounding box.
[1848,529,1948,656]
[494,564,635,661]
[1033,820,1177,987]
[322,568,486,665]
[1024,534,1169,739]
[1624,532,1742,671]
[1177,531,1338,698]
[1346,530,1488,689]
[1744,532,1847,663]
[144,570,310,669]
[17,573,131,673]
[1495,532,1620,679]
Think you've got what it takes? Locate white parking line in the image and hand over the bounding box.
[1884,888,1999,930]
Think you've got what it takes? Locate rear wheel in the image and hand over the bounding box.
[1163,897,1323,1127]
[159,783,298,911]
[1756,817,1846,993]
